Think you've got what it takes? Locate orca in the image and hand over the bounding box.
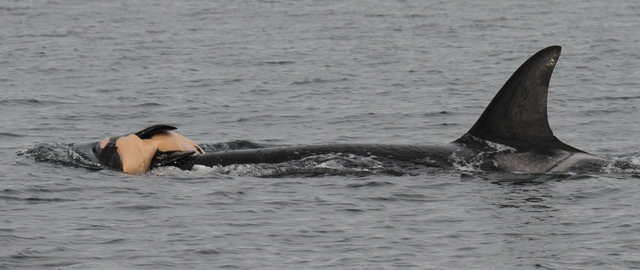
[91,124,204,174]
[86,46,611,175]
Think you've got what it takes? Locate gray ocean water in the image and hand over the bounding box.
[2,0,640,269]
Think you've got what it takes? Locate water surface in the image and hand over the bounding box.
[2,0,640,269]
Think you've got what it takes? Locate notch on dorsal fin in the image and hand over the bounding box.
[456,46,583,152]
[134,124,177,139]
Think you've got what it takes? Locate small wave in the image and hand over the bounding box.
[346,181,395,188]
[17,142,102,171]
[593,95,640,101]
[291,78,349,85]
[262,61,295,65]
[0,98,70,106]
[474,172,576,185]
[603,153,640,174]
[0,132,22,138]
[115,204,168,211]
[0,6,30,12]
[2,247,80,269]
[0,195,74,203]
[134,102,163,107]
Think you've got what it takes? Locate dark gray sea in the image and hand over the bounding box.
[2,0,640,269]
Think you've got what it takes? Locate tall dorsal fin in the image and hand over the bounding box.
[458,46,583,152]
[134,124,177,139]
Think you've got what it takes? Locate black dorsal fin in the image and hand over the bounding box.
[134,124,177,139]
[457,46,583,152]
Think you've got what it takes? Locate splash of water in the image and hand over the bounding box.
[17,142,102,171]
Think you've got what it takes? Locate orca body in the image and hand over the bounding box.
[88,46,611,175]
[91,125,204,174]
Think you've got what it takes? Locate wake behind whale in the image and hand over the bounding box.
[21,46,640,176]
